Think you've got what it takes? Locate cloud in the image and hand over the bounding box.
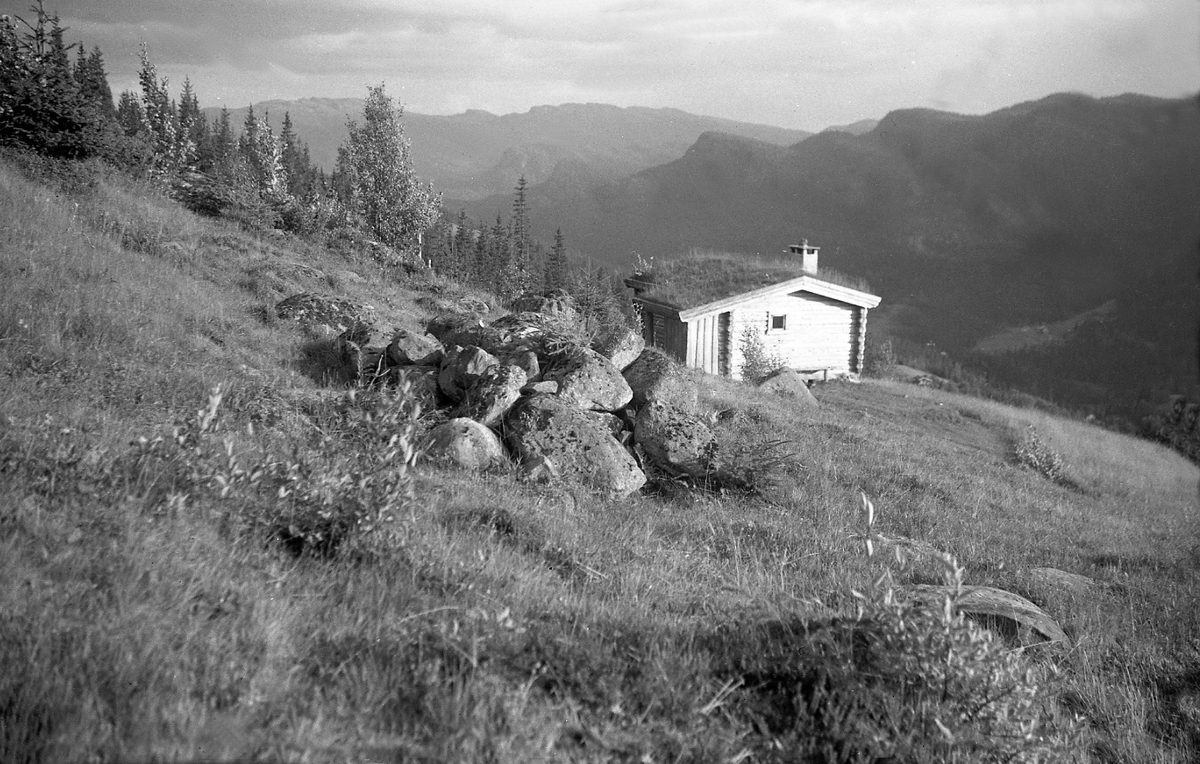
[7,0,1193,129]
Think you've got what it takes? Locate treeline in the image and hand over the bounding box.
[423,177,634,336]
[2,4,436,248]
[1,1,635,331]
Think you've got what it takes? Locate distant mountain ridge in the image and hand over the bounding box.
[200,100,811,200]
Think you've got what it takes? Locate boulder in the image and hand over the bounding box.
[622,348,699,410]
[383,365,442,413]
[593,326,646,371]
[522,380,560,395]
[511,291,577,315]
[425,313,486,343]
[634,401,720,478]
[904,584,1067,644]
[543,345,634,412]
[501,347,541,380]
[338,338,387,384]
[275,293,374,337]
[1029,567,1099,595]
[438,345,500,403]
[430,312,550,357]
[758,368,819,407]
[421,418,506,472]
[504,394,646,498]
[387,330,444,367]
[453,364,528,427]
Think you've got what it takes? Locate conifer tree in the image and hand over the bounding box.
[74,46,114,118]
[546,228,569,294]
[510,175,532,289]
[137,45,192,178]
[210,107,235,164]
[0,2,96,156]
[115,90,144,136]
[177,77,210,169]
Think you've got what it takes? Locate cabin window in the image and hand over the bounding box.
[769,313,787,331]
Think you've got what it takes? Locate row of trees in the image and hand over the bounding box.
[1,3,438,251]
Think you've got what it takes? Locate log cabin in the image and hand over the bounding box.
[624,242,881,381]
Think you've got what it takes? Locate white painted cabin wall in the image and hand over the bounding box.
[725,292,857,379]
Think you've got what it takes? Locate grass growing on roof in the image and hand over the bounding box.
[632,247,874,309]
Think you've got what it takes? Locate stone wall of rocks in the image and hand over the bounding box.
[332,303,727,499]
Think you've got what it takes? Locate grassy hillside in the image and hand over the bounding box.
[2,154,1199,762]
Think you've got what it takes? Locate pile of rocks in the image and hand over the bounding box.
[332,305,722,499]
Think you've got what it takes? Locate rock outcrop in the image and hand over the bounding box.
[634,401,719,478]
[421,418,506,472]
[504,394,646,498]
[622,348,699,410]
[303,300,811,499]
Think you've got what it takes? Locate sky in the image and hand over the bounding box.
[6,0,1199,131]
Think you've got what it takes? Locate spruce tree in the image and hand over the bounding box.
[546,228,569,294]
[510,175,532,291]
[0,2,94,157]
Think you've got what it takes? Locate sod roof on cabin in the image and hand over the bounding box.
[629,251,873,311]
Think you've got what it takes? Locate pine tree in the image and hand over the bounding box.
[510,175,532,291]
[137,45,192,178]
[178,77,210,169]
[0,2,94,157]
[74,46,114,118]
[279,111,316,199]
[454,209,473,282]
[339,84,441,253]
[115,90,144,136]
[546,228,569,294]
[210,107,234,164]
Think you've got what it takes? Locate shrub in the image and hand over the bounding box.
[739,325,784,383]
[130,383,425,558]
[1013,424,1068,484]
[771,494,1086,762]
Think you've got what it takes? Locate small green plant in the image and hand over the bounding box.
[1014,424,1068,484]
[739,325,784,383]
[129,383,426,558]
[786,493,1086,763]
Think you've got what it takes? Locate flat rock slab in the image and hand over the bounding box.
[904,584,1067,644]
[1029,567,1099,594]
[276,293,374,336]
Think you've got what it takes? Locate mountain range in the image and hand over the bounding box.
[201,100,810,200]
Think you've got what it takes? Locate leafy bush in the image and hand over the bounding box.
[130,383,425,558]
[739,325,784,383]
[1013,424,1068,484]
[759,494,1085,763]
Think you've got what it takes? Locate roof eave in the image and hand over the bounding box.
[678,275,880,321]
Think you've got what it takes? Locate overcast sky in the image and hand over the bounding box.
[8,0,1198,131]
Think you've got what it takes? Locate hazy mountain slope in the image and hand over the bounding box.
[202,100,810,200]
[492,93,1196,331]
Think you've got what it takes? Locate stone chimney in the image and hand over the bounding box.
[789,239,819,274]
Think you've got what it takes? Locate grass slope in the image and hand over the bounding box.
[2,155,1199,763]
